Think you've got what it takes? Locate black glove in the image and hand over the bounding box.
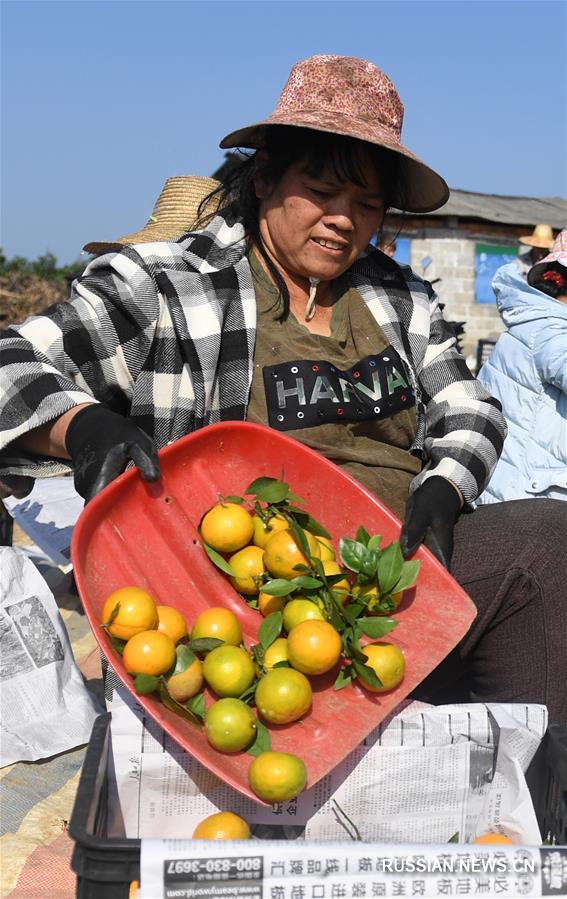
[400,476,462,570]
[65,405,160,502]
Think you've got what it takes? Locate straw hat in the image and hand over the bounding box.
[519,223,555,250]
[219,54,449,213]
[528,229,567,285]
[83,176,221,255]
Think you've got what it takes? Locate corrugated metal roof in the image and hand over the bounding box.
[412,189,566,228]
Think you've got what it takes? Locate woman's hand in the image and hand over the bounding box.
[400,477,463,570]
[65,405,160,502]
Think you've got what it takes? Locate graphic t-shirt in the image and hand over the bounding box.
[246,251,422,520]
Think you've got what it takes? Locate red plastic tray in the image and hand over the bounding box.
[72,421,476,803]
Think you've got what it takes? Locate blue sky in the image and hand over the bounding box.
[2,0,566,265]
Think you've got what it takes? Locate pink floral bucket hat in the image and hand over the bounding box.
[528,229,567,286]
[219,54,449,214]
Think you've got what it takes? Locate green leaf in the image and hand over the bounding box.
[352,659,383,690]
[333,666,355,691]
[355,617,398,639]
[291,576,323,590]
[367,535,382,553]
[448,832,460,843]
[273,660,291,669]
[286,517,311,558]
[377,542,404,595]
[297,515,331,539]
[202,541,236,577]
[392,559,421,593]
[343,600,366,624]
[108,634,126,655]
[133,673,160,694]
[189,637,224,654]
[245,476,280,495]
[102,600,121,628]
[327,603,346,633]
[355,525,371,546]
[250,478,290,504]
[247,719,271,756]
[259,611,283,650]
[251,644,264,665]
[158,682,203,728]
[260,579,297,597]
[339,538,377,578]
[186,692,206,721]
[223,495,244,504]
[238,681,258,704]
[173,644,197,675]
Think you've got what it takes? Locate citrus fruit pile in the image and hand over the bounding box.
[200,476,419,696]
[100,475,420,813]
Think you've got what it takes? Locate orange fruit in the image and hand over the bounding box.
[357,642,405,692]
[263,637,289,669]
[248,751,307,803]
[166,657,204,701]
[252,512,289,548]
[321,560,350,604]
[258,591,287,617]
[156,605,188,643]
[123,630,176,676]
[263,529,320,580]
[287,619,342,676]
[200,502,254,553]
[205,698,258,752]
[191,607,242,647]
[228,545,266,595]
[193,811,251,840]
[101,586,158,641]
[315,535,335,561]
[282,597,325,633]
[473,833,514,844]
[255,667,312,724]
[202,645,256,697]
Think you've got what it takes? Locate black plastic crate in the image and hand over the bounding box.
[69,713,567,899]
[70,714,140,899]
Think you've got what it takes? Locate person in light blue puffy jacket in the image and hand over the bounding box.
[477,229,567,504]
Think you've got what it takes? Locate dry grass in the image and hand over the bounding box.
[0,273,68,327]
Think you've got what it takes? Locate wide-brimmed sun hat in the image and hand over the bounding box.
[519,223,555,250]
[83,176,221,255]
[528,229,567,286]
[219,54,450,214]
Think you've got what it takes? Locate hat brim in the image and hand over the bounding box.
[83,225,182,255]
[220,114,449,213]
[519,236,555,249]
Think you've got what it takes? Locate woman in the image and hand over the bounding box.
[477,230,567,504]
[1,55,566,721]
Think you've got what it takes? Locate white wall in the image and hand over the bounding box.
[409,237,506,362]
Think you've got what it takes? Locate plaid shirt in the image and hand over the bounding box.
[0,210,506,502]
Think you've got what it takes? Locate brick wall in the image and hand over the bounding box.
[408,237,506,363]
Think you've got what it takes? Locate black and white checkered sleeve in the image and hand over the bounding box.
[412,285,507,503]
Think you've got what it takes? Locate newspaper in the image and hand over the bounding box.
[0,547,101,766]
[139,839,567,899]
[105,670,546,845]
[3,475,83,568]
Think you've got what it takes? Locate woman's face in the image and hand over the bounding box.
[256,148,385,287]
